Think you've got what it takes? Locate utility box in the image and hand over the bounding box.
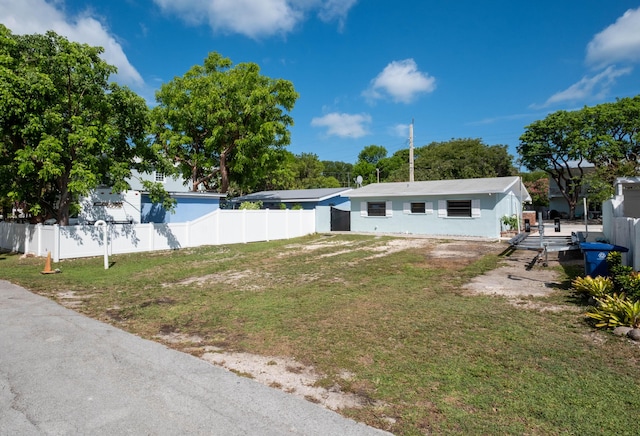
[579,242,629,277]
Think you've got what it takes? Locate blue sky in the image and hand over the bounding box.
[2,1,640,165]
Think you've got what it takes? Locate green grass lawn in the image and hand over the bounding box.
[1,234,639,435]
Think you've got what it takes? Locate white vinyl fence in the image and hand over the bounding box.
[0,209,315,262]
[603,199,640,271]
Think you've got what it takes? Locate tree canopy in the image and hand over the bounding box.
[518,96,640,217]
[0,26,157,224]
[387,138,515,182]
[151,52,299,194]
[353,145,388,184]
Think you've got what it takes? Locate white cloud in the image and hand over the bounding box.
[317,0,358,31]
[0,0,143,87]
[390,123,410,137]
[586,7,640,67]
[311,112,371,138]
[153,0,358,39]
[537,66,632,108]
[537,8,640,108]
[363,59,436,104]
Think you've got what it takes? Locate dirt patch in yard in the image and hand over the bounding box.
[200,349,370,411]
[157,238,582,411]
[463,247,583,312]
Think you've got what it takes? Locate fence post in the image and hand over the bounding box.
[23,225,30,255]
[242,209,247,243]
[265,209,270,242]
[215,210,220,245]
[53,224,60,262]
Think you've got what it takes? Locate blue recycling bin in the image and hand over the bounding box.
[579,242,629,277]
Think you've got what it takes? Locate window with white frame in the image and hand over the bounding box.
[155,171,165,183]
[367,202,386,216]
[438,199,481,218]
[361,201,392,217]
[447,200,472,217]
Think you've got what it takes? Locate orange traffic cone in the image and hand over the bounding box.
[41,251,59,274]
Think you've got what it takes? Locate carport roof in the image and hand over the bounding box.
[347,176,531,202]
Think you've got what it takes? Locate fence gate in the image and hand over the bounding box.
[330,207,350,231]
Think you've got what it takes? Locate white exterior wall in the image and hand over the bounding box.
[79,189,142,223]
[603,198,640,271]
[0,209,315,262]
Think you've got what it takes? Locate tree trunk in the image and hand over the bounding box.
[220,151,229,193]
[56,171,71,226]
[191,164,199,192]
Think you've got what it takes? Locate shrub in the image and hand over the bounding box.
[501,215,518,231]
[586,293,640,329]
[607,251,640,301]
[617,273,640,302]
[239,201,262,210]
[571,275,613,298]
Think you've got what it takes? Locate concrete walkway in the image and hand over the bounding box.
[0,281,389,435]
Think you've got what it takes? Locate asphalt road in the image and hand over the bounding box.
[0,280,390,435]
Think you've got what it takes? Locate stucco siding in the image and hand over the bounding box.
[315,196,348,232]
[128,169,190,192]
[350,194,508,238]
[141,195,221,223]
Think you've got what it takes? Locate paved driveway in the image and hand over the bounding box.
[0,280,389,435]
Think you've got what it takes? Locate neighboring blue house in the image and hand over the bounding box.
[234,187,352,232]
[128,169,226,223]
[347,176,531,238]
[141,191,226,223]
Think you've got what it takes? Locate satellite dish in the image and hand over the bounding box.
[355,175,363,187]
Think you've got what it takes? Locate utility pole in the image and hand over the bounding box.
[409,118,414,182]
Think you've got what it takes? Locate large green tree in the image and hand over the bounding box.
[292,153,340,189]
[582,96,640,204]
[518,110,588,218]
[353,145,388,184]
[0,26,156,225]
[387,138,515,182]
[151,52,298,194]
[518,97,640,217]
[321,160,353,187]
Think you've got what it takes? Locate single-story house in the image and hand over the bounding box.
[347,176,531,238]
[233,187,352,232]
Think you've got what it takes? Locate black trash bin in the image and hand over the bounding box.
[579,242,629,277]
